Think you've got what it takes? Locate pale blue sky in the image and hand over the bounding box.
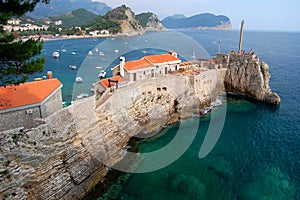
[93,0,300,31]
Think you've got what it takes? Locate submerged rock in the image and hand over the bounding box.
[238,165,296,199]
[168,174,206,200]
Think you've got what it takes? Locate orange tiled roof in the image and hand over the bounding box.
[100,76,127,88]
[0,78,62,111]
[144,54,179,64]
[124,59,153,71]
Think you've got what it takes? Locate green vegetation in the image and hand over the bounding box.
[46,8,98,27]
[162,13,231,29]
[84,5,133,34]
[0,0,49,86]
[105,5,128,20]
[84,16,121,34]
[136,12,158,28]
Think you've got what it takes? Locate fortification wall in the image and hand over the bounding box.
[0,69,226,200]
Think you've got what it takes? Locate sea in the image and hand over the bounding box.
[35,30,300,199]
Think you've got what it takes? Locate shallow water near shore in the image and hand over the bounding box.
[39,30,300,199]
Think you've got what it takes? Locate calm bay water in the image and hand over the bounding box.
[39,30,300,199]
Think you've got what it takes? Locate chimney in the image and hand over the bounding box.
[47,71,53,79]
[120,56,125,77]
[168,50,178,58]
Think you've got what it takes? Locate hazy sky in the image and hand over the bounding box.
[93,0,300,31]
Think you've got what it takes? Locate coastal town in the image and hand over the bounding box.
[3,17,112,41]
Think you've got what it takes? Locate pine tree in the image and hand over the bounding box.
[0,0,50,86]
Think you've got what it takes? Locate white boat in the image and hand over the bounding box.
[61,49,67,52]
[211,99,222,107]
[98,70,106,78]
[114,49,119,53]
[71,52,76,55]
[53,51,59,58]
[77,93,89,99]
[69,65,77,70]
[99,51,105,56]
[95,48,99,52]
[142,50,147,54]
[203,106,213,115]
[75,77,83,83]
[88,51,93,56]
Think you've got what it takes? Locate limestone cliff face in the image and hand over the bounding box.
[136,12,166,32]
[119,8,145,36]
[0,70,225,200]
[223,53,281,104]
[194,21,232,30]
[109,6,166,36]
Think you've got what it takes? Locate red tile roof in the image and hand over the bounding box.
[124,59,153,71]
[0,78,62,111]
[100,76,127,88]
[144,54,179,64]
[123,54,180,72]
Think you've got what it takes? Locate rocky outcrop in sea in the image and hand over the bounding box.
[220,53,281,104]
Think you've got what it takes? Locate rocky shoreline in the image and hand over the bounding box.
[0,52,280,199]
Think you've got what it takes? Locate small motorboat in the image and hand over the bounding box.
[99,51,105,56]
[53,51,59,58]
[71,52,76,55]
[75,77,83,83]
[76,93,89,99]
[88,51,93,56]
[98,70,106,78]
[211,99,222,107]
[203,106,213,115]
[69,65,77,70]
[114,49,119,53]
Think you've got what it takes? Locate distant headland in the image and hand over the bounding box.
[162,13,232,30]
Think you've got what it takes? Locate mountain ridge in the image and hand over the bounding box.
[162,13,232,30]
[27,0,111,18]
[43,8,99,27]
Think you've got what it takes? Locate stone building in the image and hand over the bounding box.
[97,51,181,93]
[0,78,63,131]
[111,51,181,82]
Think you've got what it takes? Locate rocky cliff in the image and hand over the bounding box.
[136,12,166,32]
[221,53,281,104]
[0,50,281,199]
[0,69,226,199]
[108,5,166,36]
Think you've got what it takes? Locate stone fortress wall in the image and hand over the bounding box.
[0,53,280,199]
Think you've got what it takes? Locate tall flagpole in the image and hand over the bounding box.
[238,20,245,54]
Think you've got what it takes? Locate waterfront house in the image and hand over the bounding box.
[0,78,63,131]
[112,51,181,82]
[96,51,181,93]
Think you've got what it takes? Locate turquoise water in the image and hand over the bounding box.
[39,30,300,199]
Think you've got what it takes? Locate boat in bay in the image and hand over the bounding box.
[53,51,60,58]
[75,77,83,83]
[98,70,106,78]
